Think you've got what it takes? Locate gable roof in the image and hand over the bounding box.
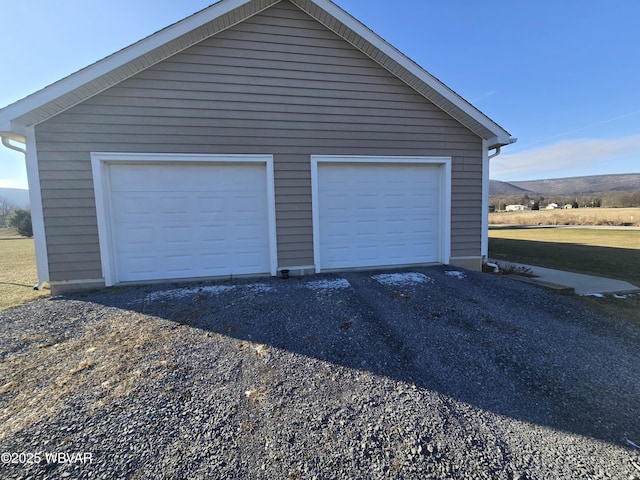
[0,0,514,149]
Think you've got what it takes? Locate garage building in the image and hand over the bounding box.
[0,0,515,294]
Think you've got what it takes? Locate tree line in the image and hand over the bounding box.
[490,189,640,211]
[0,196,32,237]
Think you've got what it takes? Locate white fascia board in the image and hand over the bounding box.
[304,0,512,143]
[486,135,517,150]
[0,122,14,135]
[0,0,262,131]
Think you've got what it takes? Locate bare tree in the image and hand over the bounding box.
[0,196,16,224]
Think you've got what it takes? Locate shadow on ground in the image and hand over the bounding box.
[68,266,640,448]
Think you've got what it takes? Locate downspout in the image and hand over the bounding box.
[483,145,502,273]
[2,136,26,155]
[483,138,517,273]
[488,146,501,160]
[1,135,44,290]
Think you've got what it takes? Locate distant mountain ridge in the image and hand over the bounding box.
[490,173,640,197]
[489,180,530,196]
[2,175,639,209]
[0,188,29,208]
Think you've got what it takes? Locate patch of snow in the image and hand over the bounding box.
[581,293,605,298]
[305,278,351,291]
[613,294,628,299]
[372,272,433,287]
[144,285,236,302]
[445,271,466,279]
[199,285,237,295]
[141,282,273,302]
[245,283,272,293]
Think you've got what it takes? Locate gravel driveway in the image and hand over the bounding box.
[1,266,639,479]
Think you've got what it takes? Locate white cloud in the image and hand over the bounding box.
[491,134,640,180]
[469,90,497,104]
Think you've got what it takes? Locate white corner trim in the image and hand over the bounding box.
[91,152,278,286]
[481,140,490,259]
[310,155,452,273]
[24,127,50,283]
[91,155,115,286]
[441,159,452,265]
[310,156,321,273]
[264,155,278,277]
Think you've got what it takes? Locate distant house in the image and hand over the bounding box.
[545,203,560,210]
[505,205,530,212]
[0,0,514,294]
[564,204,574,209]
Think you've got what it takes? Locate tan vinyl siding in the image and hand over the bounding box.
[35,0,483,281]
[451,157,483,257]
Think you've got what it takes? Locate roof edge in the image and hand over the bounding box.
[0,0,281,132]
[291,0,512,142]
[0,0,513,144]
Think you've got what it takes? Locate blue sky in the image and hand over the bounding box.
[1,0,639,189]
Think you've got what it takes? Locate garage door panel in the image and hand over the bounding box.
[197,196,225,214]
[106,162,271,282]
[160,196,191,214]
[317,162,442,270]
[165,254,194,273]
[200,226,227,241]
[121,255,157,279]
[112,195,154,216]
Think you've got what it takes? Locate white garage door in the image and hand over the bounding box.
[106,161,272,282]
[316,162,442,270]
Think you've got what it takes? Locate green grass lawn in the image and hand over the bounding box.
[489,227,640,286]
[0,228,50,310]
[489,226,640,324]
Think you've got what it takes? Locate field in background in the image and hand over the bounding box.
[489,207,640,226]
[0,228,49,310]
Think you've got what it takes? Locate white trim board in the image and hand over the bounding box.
[310,155,451,273]
[91,152,278,286]
[25,126,49,285]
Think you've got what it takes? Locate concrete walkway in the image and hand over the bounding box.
[491,260,640,296]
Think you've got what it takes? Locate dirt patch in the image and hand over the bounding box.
[0,312,181,441]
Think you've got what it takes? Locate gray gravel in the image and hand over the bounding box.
[0,265,639,479]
